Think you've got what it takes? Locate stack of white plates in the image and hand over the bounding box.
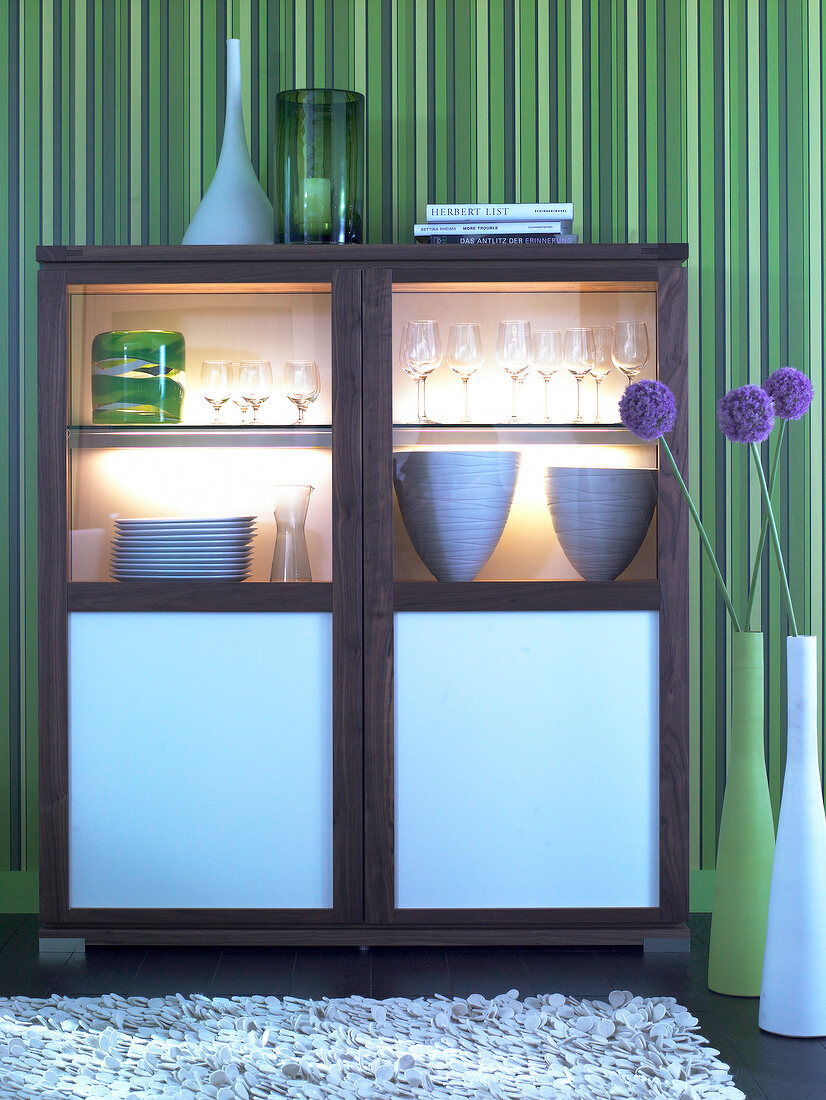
[110,516,257,581]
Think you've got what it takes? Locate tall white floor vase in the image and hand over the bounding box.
[182,39,273,244]
[759,635,826,1036]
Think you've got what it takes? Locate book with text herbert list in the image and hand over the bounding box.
[425,202,574,223]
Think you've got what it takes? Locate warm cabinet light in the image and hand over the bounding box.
[393,442,657,470]
[87,446,330,509]
[70,447,334,583]
[69,282,332,294]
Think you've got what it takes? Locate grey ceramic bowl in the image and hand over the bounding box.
[544,467,657,581]
[393,450,521,582]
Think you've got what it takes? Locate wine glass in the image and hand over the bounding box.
[590,326,615,423]
[532,329,564,421]
[282,359,321,424]
[563,327,596,424]
[398,323,414,389]
[398,322,410,367]
[611,321,650,385]
[446,322,483,423]
[230,364,251,424]
[237,360,273,422]
[405,320,442,425]
[496,320,532,423]
[200,360,233,424]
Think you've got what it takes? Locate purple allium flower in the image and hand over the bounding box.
[762,366,814,420]
[618,379,678,440]
[717,384,775,443]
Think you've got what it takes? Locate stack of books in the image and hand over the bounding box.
[414,203,577,245]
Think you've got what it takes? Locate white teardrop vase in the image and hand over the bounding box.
[759,635,826,1036]
[182,39,273,244]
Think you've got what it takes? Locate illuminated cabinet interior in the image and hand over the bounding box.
[37,243,689,948]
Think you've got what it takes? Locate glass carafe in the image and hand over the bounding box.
[270,485,314,582]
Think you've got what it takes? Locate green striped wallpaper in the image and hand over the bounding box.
[1,0,824,910]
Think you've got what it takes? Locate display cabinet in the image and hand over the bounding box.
[37,243,688,947]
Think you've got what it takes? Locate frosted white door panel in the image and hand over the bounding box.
[69,612,332,909]
[395,611,659,909]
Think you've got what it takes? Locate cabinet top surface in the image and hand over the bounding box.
[37,242,689,267]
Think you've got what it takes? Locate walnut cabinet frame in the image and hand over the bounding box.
[37,244,689,947]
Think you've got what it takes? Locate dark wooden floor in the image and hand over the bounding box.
[1,913,824,1099]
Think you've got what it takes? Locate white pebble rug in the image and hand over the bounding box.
[0,989,744,1100]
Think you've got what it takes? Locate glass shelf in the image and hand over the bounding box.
[392,423,637,447]
[70,424,639,449]
[67,425,333,449]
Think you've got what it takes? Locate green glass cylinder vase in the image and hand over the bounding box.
[274,89,364,243]
[707,630,776,996]
[91,330,186,424]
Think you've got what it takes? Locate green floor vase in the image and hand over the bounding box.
[707,631,776,996]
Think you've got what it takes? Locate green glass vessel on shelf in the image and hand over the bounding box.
[274,89,364,243]
[91,330,185,424]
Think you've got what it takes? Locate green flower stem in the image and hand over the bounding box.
[661,437,741,632]
[745,420,787,630]
[749,440,798,637]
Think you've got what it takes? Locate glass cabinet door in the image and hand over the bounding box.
[39,265,363,931]
[363,267,683,930]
